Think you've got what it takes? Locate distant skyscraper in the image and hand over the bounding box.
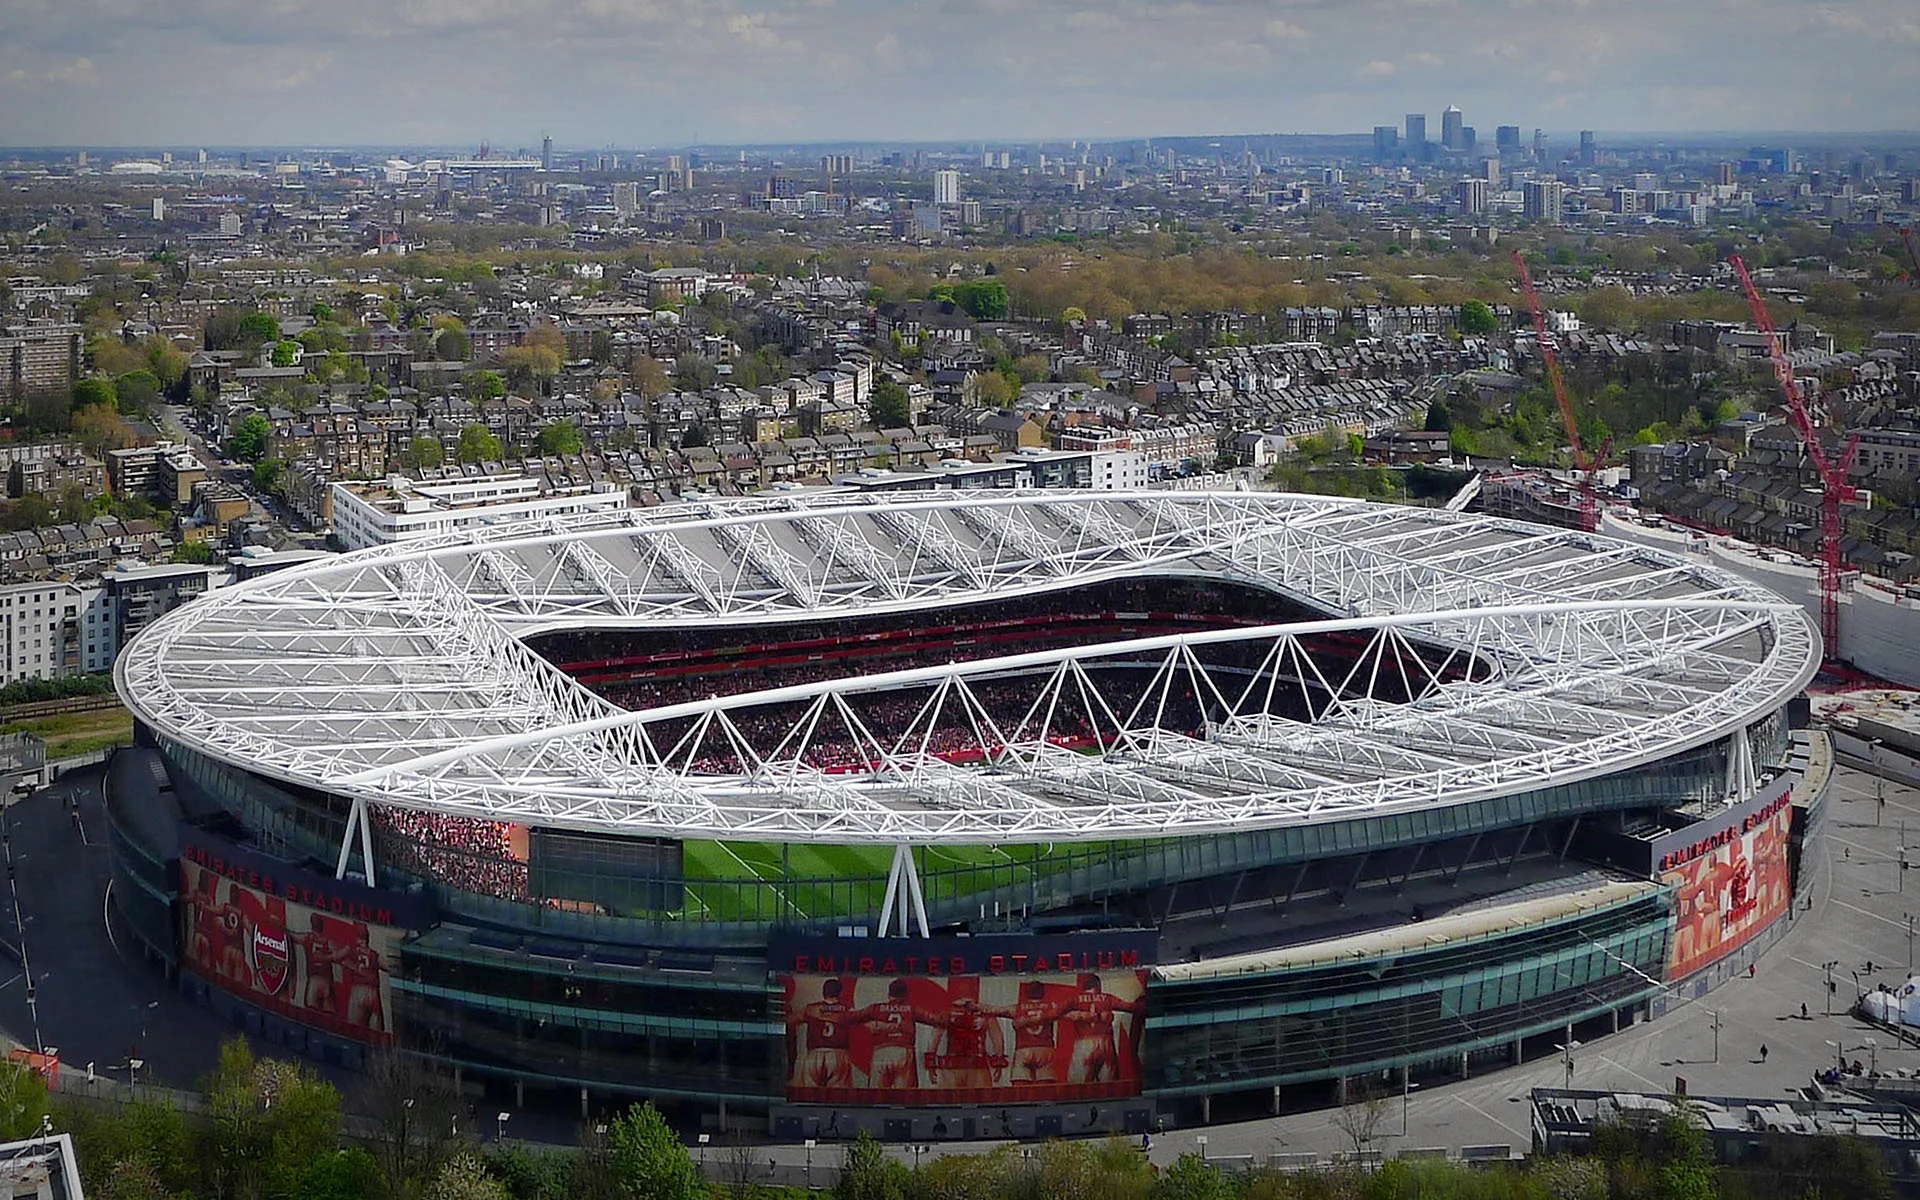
[1496,125,1522,153]
[1523,178,1565,224]
[541,135,553,172]
[1405,113,1427,154]
[1716,162,1737,187]
[1442,106,1465,150]
[613,181,639,218]
[1579,130,1596,166]
[1485,157,1501,186]
[1456,178,1490,215]
[933,168,960,205]
[1373,126,1399,160]
[1460,125,1476,152]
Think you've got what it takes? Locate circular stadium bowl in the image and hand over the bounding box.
[108,490,1819,1134]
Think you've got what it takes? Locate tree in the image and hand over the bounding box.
[680,424,710,449]
[0,1061,49,1141]
[1149,1154,1233,1200]
[973,371,1014,408]
[535,420,584,457]
[632,357,671,399]
[1424,400,1453,432]
[73,405,136,456]
[435,327,472,362]
[72,376,117,412]
[1063,305,1088,323]
[1459,299,1499,336]
[172,539,216,564]
[253,457,287,497]
[203,1037,346,1200]
[228,413,272,462]
[310,301,333,323]
[424,1152,511,1200]
[467,370,506,401]
[502,345,562,393]
[457,423,504,465]
[834,1131,907,1200]
[1331,1080,1390,1166]
[114,369,163,415]
[404,437,445,469]
[953,279,1010,320]
[237,311,281,348]
[606,1103,701,1200]
[868,378,911,428]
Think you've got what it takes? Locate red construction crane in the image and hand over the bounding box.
[1512,250,1602,531]
[1900,227,1920,283]
[1728,254,1860,657]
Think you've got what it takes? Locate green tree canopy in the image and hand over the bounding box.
[1424,399,1453,432]
[435,327,472,362]
[868,378,912,428]
[535,420,584,457]
[114,369,163,415]
[237,311,281,348]
[405,436,445,469]
[468,370,506,401]
[1460,299,1500,336]
[72,376,117,412]
[457,423,503,465]
[607,1103,701,1200]
[228,412,272,462]
[953,279,1010,321]
[973,371,1014,408]
[270,340,300,368]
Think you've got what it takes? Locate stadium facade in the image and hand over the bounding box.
[106,491,1824,1137]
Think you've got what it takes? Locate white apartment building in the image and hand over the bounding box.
[331,473,631,550]
[0,579,114,685]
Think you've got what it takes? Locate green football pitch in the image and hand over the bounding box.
[679,839,1059,923]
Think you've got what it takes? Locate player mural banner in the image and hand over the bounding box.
[1657,784,1793,981]
[774,932,1155,1106]
[176,826,422,1046]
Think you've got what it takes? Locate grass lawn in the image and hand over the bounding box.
[1,704,134,760]
[680,838,1061,923]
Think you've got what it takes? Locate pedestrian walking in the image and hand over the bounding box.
[1748,963,1756,979]
[1801,1002,1809,1020]
[1760,1044,1769,1062]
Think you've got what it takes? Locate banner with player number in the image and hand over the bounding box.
[774,932,1154,1106]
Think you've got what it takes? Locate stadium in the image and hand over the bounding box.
[105,490,1824,1139]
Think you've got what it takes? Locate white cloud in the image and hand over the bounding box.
[1357,58,1398,77]
[1263,18,1309,39]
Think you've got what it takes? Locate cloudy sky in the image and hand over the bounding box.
[2,0,1917,148]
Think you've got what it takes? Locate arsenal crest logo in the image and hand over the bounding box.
[250,926,292,996]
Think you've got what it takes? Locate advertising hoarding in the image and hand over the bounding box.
[774,933,1154,1106]
[176,829,417,1046]
[1659,788,1793,980]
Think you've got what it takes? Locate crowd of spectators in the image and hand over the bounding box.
[374,806,531,902]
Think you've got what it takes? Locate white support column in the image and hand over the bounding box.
[1724,726,1756,806]
[335,796,377,886]
[876,844,931,938]
[358,798,379,889]
[878,844,904,935]
[335,797,361,879]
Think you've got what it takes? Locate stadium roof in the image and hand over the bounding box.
[117,490,1819,845]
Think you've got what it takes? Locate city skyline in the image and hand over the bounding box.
[2,0,1917,147]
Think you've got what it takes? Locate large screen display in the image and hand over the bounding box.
[775,933,1153,1106]
[176,831,419,1046]
[1661,789,1792,980]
